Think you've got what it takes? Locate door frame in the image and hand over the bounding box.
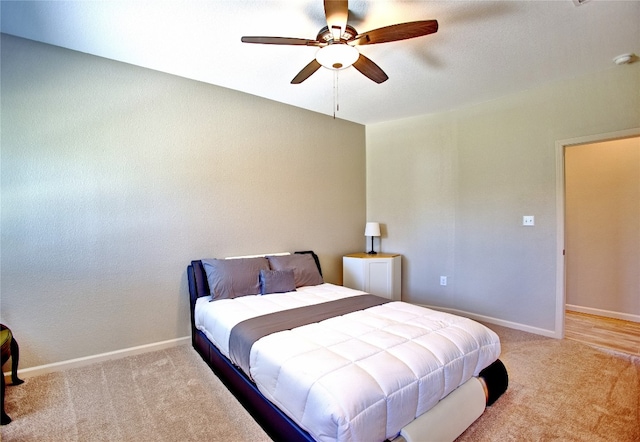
[555,128,640,338]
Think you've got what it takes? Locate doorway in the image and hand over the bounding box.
[556,129,640,338]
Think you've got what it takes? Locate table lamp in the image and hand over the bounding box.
[364,222,381,254]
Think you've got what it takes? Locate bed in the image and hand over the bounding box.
[187,251,507,442]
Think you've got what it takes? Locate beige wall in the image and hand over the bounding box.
[0,35,366,368]
[366,63,640,335]
[565,137,640,319]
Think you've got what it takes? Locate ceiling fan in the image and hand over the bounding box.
[241,0,438,84]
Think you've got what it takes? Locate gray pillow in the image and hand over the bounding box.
[259,269,296,295]
[202,257,270,300]
[267,254,324,287]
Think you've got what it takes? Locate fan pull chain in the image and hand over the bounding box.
[333,69,339,119]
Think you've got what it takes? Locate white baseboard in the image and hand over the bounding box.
[5,336,191,380]
[566,304,640,323]
[419,304,561,338]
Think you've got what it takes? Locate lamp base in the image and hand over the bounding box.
[367,236,378,255]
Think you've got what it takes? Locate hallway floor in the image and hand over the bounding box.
[565,310,640,357]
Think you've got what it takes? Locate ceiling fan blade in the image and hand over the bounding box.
[324,0,349,39]
[355,20,438,45]
[352,54,388,84]
[291,59,322,84]
[241,36,323,46]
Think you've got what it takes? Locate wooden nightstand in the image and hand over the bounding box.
[343,253,401,300]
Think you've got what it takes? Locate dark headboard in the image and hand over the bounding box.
[188,260,209,300]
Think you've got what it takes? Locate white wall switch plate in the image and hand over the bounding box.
[523,216,535,226]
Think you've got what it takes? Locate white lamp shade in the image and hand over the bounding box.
[364,222,381,237]
[316,43,359,70]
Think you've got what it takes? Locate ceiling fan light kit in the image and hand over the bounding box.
[316,43,359,70]
[241,0,438,84]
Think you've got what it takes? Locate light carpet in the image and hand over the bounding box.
[2,325,639,442]
[1,344,270,441]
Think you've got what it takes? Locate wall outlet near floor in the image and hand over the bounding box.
[440,276,447,286]
[523,215,535,226]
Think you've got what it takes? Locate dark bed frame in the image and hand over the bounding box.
[187,251,507,442]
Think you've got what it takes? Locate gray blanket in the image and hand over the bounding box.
[229,294,390,375]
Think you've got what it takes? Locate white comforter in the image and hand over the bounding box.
[195,283,501,442]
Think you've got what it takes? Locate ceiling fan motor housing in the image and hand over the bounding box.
[316,24,358,43]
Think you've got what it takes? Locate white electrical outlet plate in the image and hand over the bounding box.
[523,216,535,226]
[440,276,447,286]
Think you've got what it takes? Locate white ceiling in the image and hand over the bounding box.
[1,0,638,125]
